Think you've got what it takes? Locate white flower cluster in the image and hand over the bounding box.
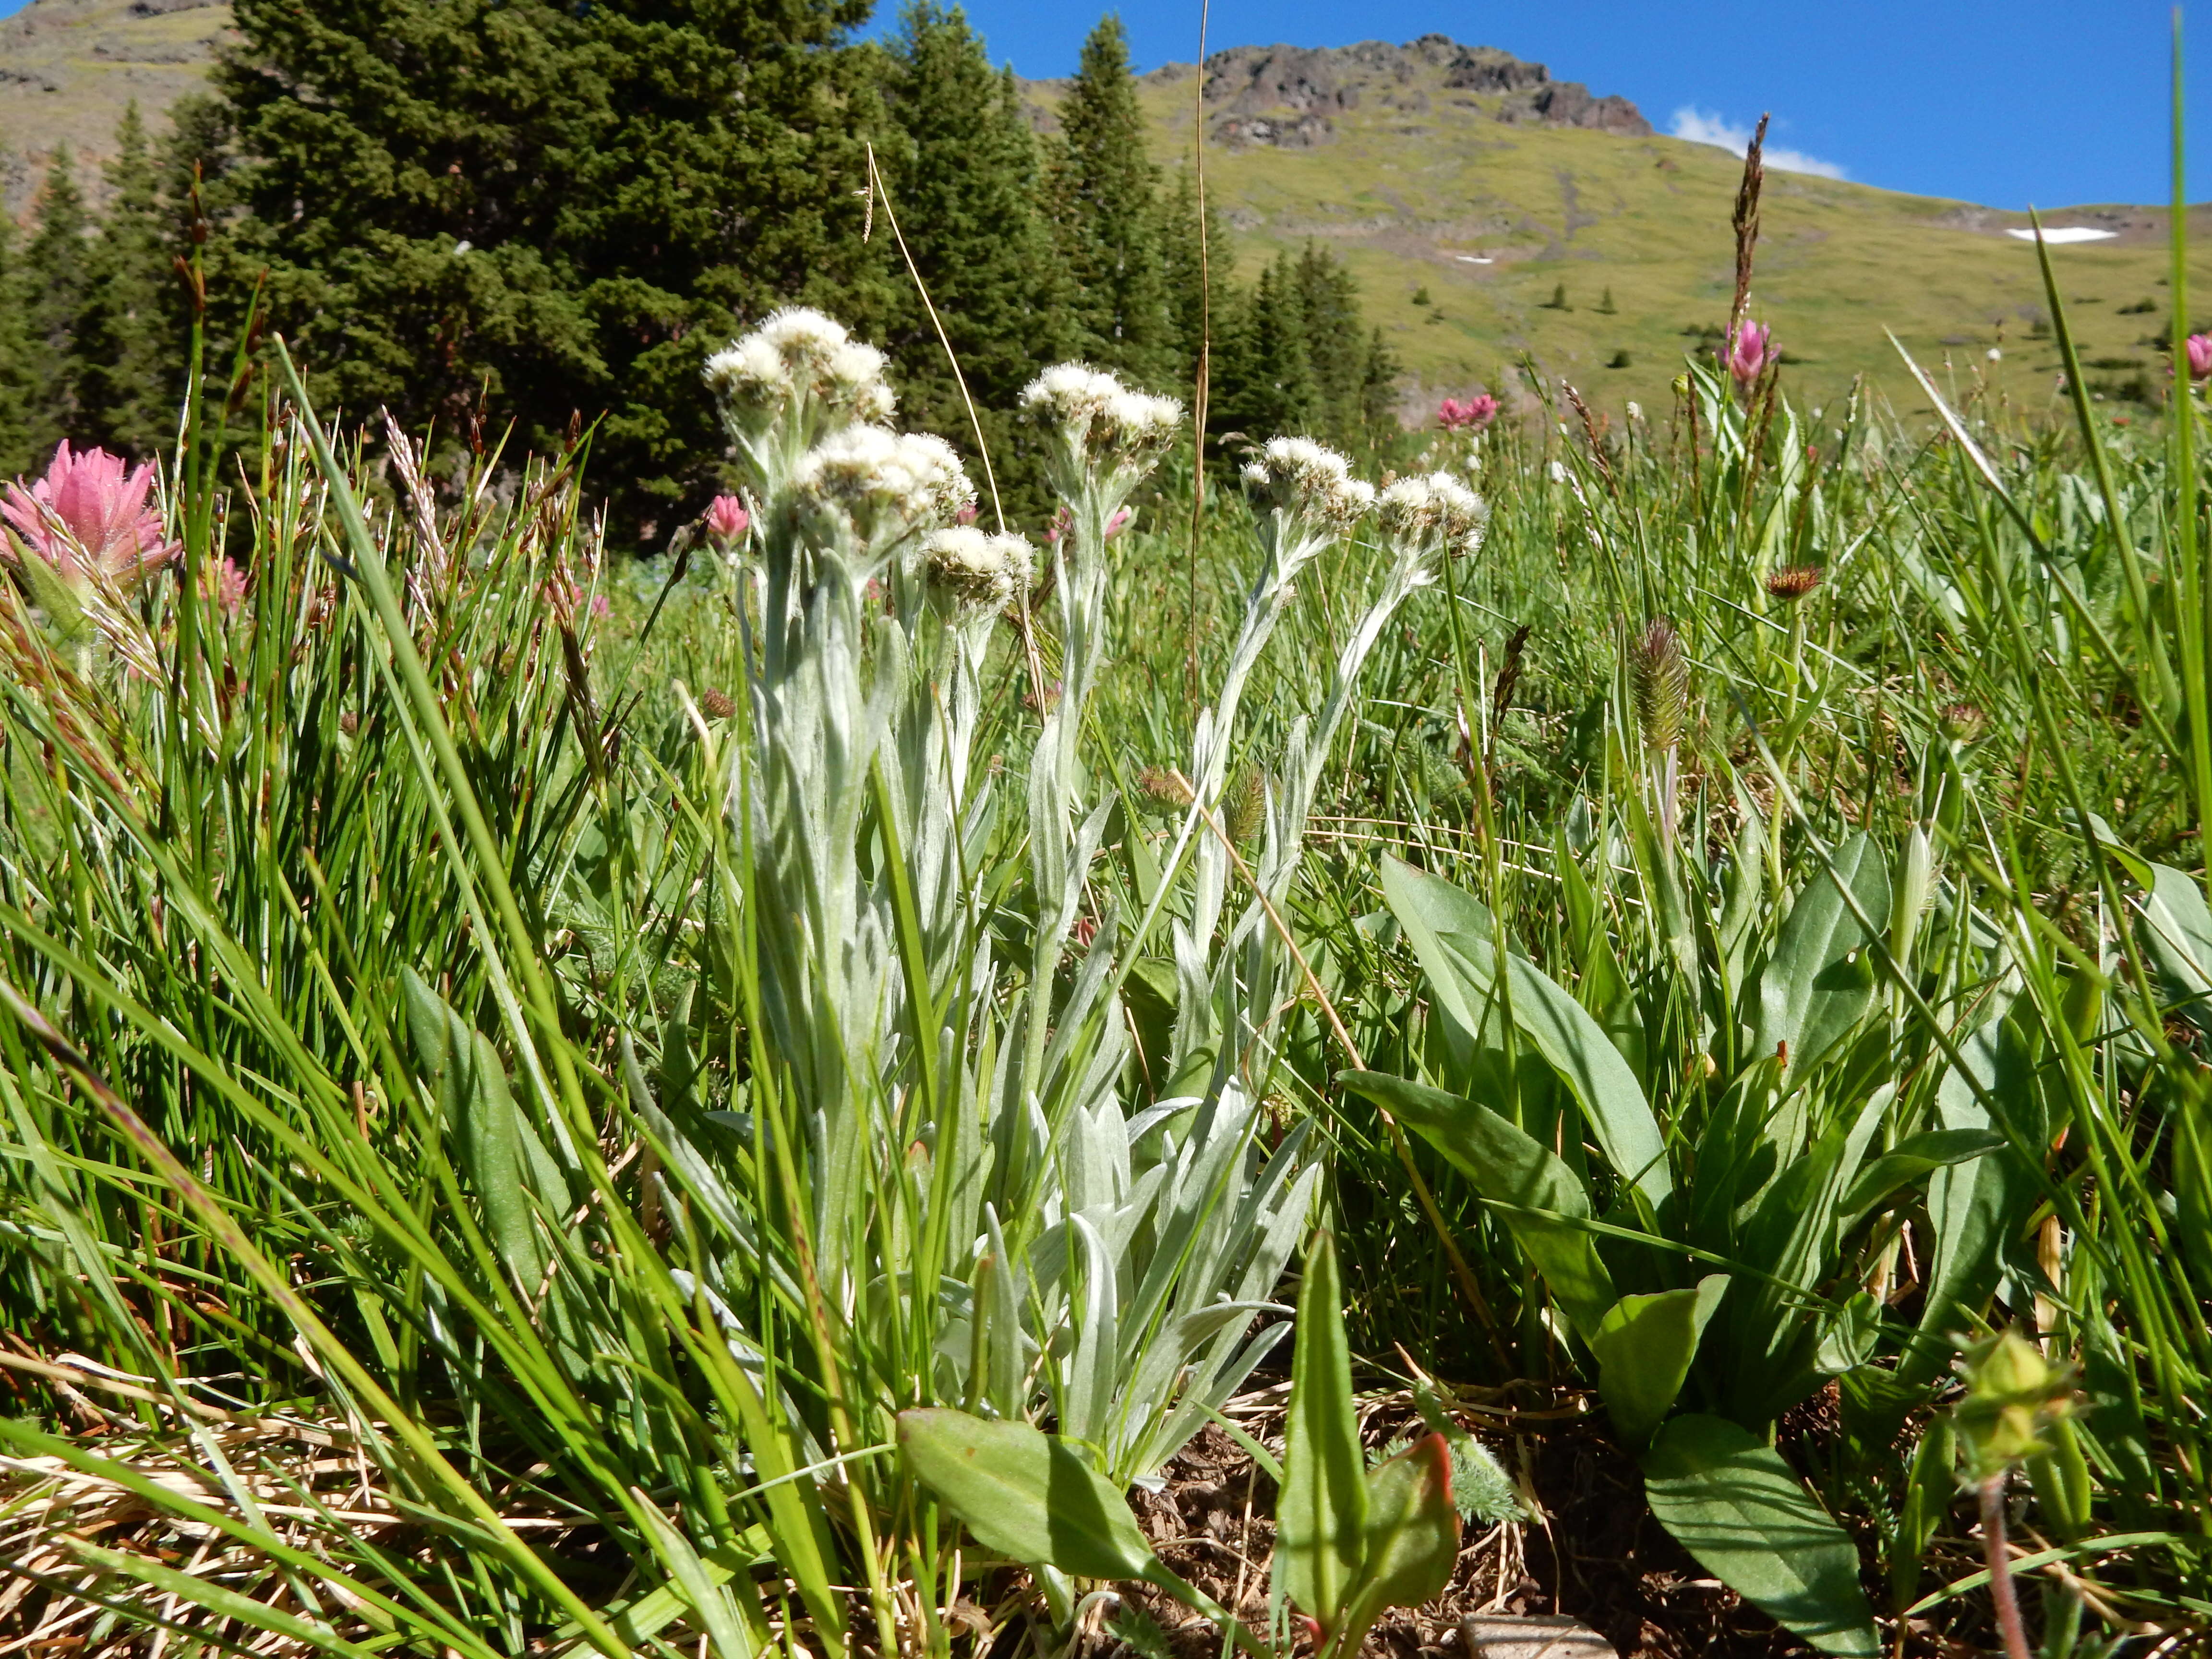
[794,425,972,541]
[1018,363,1184,469]
[923,526,1034,612]
[705,307,895,426]
[1240,437,1375,533]
[1376,472,1489,555]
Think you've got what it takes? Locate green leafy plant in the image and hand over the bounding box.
[899,1230,1460,1658]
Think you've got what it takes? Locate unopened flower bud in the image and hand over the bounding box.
[705,494,750,545]
[1137,765,1195,810]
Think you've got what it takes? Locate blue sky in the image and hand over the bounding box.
[0,0,2195,207]
[874,0,2207,210]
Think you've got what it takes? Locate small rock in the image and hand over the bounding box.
[1458,1612,1616,1659]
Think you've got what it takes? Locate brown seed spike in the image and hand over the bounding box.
[1940,701,1988,743]
[699,687,737,720]
[1765,564,1824,601]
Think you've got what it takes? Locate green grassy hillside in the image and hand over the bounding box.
[0,0,230,210]
[6,6,2207,421]
[1082,46,2212,418]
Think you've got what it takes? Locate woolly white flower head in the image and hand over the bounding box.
[706,309,895,425]
[1102,389,1185,461]
[924,526,1034,612]
[1241,437,1375,532]
[795,426,972,541]
[704,336,793,409]
[826,340,895,420]
[1377,471,1488,555]
[1020,363,1123,430]
[1020,364,1184,476]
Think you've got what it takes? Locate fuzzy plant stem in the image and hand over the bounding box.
[1978,1474,2033,1659]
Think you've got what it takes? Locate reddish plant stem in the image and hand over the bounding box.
[1979,1474,2033,1659]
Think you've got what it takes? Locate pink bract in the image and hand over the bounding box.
[1,443,178,587]
[705,494,751,544]
[1723,322,1772,386]
[1438,394,1499,433]
[2187,333,2212,381]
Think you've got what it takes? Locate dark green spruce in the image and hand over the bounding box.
[74,105,183,458]
[880,3,1068,524]
[186,0,900,538]
[24,146,92,455]
[1047,16,1173,388]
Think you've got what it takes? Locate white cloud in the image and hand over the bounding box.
[1669,107,1848,181]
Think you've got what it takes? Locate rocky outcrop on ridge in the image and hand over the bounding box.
[1018,35,1650,149]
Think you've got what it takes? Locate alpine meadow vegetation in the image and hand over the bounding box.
[1,12,2212,1659]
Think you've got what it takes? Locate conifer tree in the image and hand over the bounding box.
[883,5,1066,522]
[0,157,40,479]
[75,105,180,457]
[1211,252,1314,449]
[195,0,899,537]
[1208,244,1398,462]
[25,147,91,450]
[1358,327,1403,451]
[1294,242,1363,447]
[1048,17,1172,387]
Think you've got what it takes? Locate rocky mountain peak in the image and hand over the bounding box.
[1163,35,1650,150]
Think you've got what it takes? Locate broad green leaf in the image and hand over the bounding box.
[1839,1128,2005,1220]
[402,969,567,1289]
[1644,1415,1878,1657]
[1907,1007,2040,1386]
[2139,860,2212,1033]
[1278,1229,1366,1631]
[1748,833,1889,1077]
[1339,1072,1616,1338]
[1590,1275,1727,1445]
[896,1409,1156,1582]
[1380,855,1671,1206]
[1334,1435,1460,1658]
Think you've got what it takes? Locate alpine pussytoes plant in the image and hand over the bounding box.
[670,310,1467,1536]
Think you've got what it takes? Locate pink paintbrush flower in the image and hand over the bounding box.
[705,494,750,545]
[2187,333,2212,381]
[1439,393,1499,433]
[206,557,248,614]
[0,442,178,589]
[1722,321,1772,387]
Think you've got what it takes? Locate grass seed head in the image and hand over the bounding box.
[1226,766,1267,844]
[1631,619,1689,752]
[699,687,737,720]
[1137,765,1194,810]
